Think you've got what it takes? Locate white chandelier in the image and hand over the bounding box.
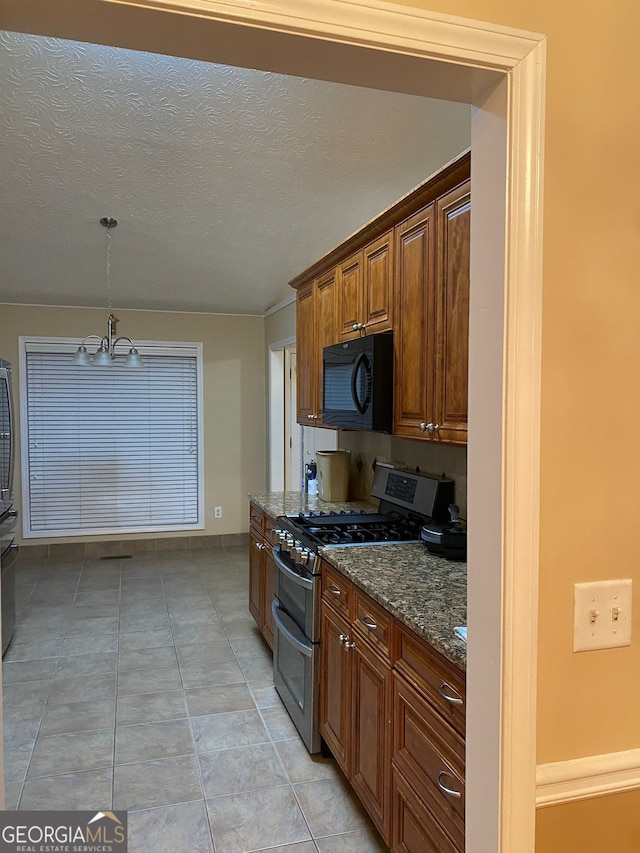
[72,217,143,368]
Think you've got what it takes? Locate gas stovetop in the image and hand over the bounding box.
[274,468,455,560]
[285,509,423,547]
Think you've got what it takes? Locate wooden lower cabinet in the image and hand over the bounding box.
[350,628,392,840]
[319,605,351,771]
[392,767,460,853]
[319,602,392,842]
[393,674,465,851]
[319,562,466,852]
[248,503,276,651]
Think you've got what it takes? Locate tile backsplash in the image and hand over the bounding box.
[338,431,467,518]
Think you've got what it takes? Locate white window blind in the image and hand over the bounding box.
[20,339,204,538]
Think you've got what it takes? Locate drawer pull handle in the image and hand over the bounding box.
[329,586,342,596]
[437,771,462,799]
[438,682,463,705]
[360,615,378,630]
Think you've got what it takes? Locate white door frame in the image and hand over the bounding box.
[3,2,545,849]
[268,336,301,492]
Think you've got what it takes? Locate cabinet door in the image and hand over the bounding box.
[262,547,276,650]
[248,530,264,629]
[338,250,364,340]
[350,631,392,843]
[363,231,393,334]
[319,605,352,773]
[434,181,470,445]
[315,268,338,422]
[393,204,436,437]
[296,282,316,425]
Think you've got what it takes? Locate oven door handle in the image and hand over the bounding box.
[271,547,314,590]
[1,543,19,572]
[272,600,313,658]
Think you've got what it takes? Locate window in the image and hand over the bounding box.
[19,337,204,538]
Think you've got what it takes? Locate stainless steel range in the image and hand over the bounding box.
[270,467,455,753]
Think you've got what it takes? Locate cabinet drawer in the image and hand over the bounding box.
[392,766,461,853]
[322,563,353,619]
[393,674,464,851]
[353,590,392,661]
[249,502,265,534]
[395,624,465,735]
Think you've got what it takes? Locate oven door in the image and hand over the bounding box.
[271,599,320,754]
[272,546,319,641]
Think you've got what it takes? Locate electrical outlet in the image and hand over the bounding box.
[573,579,632,651]
[214,506,222,519]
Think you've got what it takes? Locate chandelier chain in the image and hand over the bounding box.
[106,227,113,316]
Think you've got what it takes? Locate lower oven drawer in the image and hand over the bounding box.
[272,599,320,753]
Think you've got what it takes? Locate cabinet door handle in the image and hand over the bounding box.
[328,586,342,596]
[338,634,348,645]
[437,771,462,799]
[346,640,356,650]
[419,422,434,433]
[254,542,265,551]
[360,615,377,630]
[438,682,464,705]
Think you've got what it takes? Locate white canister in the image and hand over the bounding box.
[316,450,350,502]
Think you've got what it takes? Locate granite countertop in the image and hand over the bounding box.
[249,491,467,670]
[249,491,376,519]
[320,543,467,670]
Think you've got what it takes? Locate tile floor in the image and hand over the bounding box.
[2,546,389,853]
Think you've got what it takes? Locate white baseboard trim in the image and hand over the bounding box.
[536,749,640,807]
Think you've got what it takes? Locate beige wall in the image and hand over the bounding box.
[536,790,640,852]
[264,299,295,347]
[386,0,640,767]
[385,0,640,843]
[0,304,266,543]
[5,0,640,843]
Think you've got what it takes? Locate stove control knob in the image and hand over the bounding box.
[299,549,310,565]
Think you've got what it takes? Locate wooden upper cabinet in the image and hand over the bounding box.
[296,281,316,424]
[434,181,470,445]
[338,250,364,340]
[393,204,436,438]
[339,233,393,340]
[296,271,338,426]
[315,268,338,423]
[363,231,394,333]
[292,151,470,442]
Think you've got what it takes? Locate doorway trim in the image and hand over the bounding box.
[2,2,545,850]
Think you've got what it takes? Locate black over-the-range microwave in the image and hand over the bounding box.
[322,331,393,431]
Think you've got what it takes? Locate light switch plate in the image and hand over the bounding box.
[573,579,632,652]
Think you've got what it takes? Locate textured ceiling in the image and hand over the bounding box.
[0,32,470,315]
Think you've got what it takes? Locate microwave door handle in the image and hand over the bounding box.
[350,352,369,415]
